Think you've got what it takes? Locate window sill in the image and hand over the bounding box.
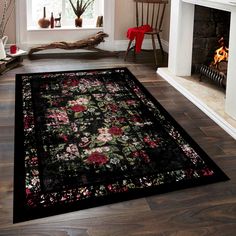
[27,26,104,32]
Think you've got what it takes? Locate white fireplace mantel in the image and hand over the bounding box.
[183,0,236,11]
[157,0,236,139]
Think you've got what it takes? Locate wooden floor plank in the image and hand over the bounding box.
[0,51,235,235]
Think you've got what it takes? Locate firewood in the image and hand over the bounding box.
[217,61,228,74]
[28,31,109,55]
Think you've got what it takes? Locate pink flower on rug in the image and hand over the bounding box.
[70,105,87,112]
[68,98,89,106]
[76,97,89,105]
[58,113,69,123]
[26,188,31,196]
[131,151,140,158]
[108,126,123,136]
[202,168,214,176]
[90,79,102,87]
[86,152,108,165]
[28,157,38,165]
[47,109,69,124]
[131,150,150,163]
[126,100,136,105]
[107,184,129,193]
[98,127,109,134]
[66,144,79,155]
[97,133,113,142]
[68,100,78,106]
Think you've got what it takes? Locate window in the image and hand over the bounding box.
[27,0,104,28]
[16,0,115,49]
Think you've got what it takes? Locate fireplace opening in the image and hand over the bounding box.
[192,5,230,89]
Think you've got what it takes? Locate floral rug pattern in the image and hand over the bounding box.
[14,68,228,222]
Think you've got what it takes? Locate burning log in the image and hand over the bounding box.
[210,37,228,74]
[194,37,228,90]
[217,61,228,75]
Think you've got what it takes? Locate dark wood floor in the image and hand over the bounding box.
[0,51,235,236]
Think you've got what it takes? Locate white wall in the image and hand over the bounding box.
[4,0,171,46]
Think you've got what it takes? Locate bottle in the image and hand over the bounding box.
[50,12,54,28]
[38,7,50,28]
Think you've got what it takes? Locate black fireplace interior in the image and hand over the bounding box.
[192,5,230,89]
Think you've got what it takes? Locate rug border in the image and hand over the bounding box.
[13,67,229,223]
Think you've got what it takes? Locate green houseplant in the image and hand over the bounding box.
[68,0,95,27]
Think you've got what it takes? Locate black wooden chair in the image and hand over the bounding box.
[124,0,168,65]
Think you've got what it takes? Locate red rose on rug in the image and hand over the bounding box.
[131,150,150,163]
[144,136,158,148]
[60,134,68,142]
[108,126,123,136]
[70,105,87,112]
[107,104,118,112]
[86,152,108,165]
[24,115,34,129]
[63,79,80,87]
[130,115,142,123]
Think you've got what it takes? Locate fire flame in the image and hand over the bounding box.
[214,46,228,65]
[213,38,229,65]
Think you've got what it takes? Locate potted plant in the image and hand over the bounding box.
[68,0,95,27]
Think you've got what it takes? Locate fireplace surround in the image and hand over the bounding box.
[192,6,230,89]
[192,5,230,66]
[157,0,236,139]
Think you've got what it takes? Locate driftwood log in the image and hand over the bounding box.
[217,61,228,75]
[28,31,109,55]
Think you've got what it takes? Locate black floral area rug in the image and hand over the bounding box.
[14,67,229,223]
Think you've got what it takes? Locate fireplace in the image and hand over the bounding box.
[157,0,236,139]
[192,5,230,89]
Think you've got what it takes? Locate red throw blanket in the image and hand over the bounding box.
[127,25,152,53]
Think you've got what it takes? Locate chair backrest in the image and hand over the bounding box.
[134,0,168,30]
